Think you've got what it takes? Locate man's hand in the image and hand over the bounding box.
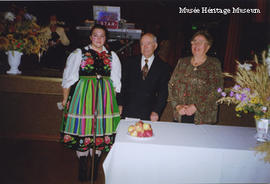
[150,112,159,122]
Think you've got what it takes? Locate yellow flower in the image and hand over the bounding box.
[7,34,14,40]
[235,107,243,111]
[33,47,40,54]
[244,110,248,114]
[250,97,257,104]
[32,22,40,30]
[23,38,28,44]
[254,115,260,120]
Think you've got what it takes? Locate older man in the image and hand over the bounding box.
[118,33,171,121]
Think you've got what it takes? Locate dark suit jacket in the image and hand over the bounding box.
[118,55,171,120]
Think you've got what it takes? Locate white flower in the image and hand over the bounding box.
[221,92,226,97]
[4,12,15,21]
[238,63,252,71]
[233,85,240,90]
[262,106,267,112]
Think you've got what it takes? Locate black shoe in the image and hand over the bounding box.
[89,154,101,181]
[78,156,88,181]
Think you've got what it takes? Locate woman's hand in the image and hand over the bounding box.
[62,98,67,107]
[185,104,197,116]
[62,88,70,107]
[176,105,186,115]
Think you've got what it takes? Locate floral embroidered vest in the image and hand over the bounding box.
[79,46,112,77]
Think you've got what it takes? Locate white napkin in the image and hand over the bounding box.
[57,102,64,110]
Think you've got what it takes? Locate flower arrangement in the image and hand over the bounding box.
[0,6,49,55]
[217,51,270,120]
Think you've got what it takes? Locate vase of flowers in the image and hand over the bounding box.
[0,6,49,74]
[217,51,270,142]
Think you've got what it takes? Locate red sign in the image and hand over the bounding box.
[97,21,118,29]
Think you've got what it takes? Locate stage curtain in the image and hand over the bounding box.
[255,0,266,23]
[223,15,242,74]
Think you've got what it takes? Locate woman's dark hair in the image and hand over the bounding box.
[89,24,109,40]
[191,30,213,46]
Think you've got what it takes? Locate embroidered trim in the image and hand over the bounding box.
[67,113,120,119]
[63,132,115,137]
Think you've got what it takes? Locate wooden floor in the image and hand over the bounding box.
[0,139,106,184]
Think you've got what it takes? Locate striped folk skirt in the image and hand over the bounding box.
[60,76,120,152]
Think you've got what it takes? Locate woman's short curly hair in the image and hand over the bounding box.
[191,30,213,46]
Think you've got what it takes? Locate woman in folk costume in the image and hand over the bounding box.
[60,24,121,181]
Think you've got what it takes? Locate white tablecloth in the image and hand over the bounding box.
[103,120,270,184]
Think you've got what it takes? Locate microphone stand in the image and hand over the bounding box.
[91,74,101,184]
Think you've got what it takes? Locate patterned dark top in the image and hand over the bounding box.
[168,56,224,124]
[79,46,112,76]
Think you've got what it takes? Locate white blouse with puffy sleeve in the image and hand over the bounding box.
[62,45,121,93]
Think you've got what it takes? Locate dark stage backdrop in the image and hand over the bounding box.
[0,0,269,71]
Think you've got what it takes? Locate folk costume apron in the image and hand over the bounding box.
[60,47,120,152]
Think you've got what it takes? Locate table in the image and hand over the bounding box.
[103,120,270,184]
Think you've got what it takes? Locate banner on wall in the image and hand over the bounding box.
[93,5,120,29]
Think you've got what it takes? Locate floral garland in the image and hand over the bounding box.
[62,134,114,152]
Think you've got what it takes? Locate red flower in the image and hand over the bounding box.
[98,51,107,57]
[15,15,22,23]
[86,58,94,65]
[95,137,103,146]
[103,58,110,65]
[16,43,21,48]
[104,136,110,144]
[84,137,91,146]
[98,146,104,150]
[63,135,72,143]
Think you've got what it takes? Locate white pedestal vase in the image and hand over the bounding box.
[6,50,23,75]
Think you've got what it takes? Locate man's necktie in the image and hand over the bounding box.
[142,59,148,80]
